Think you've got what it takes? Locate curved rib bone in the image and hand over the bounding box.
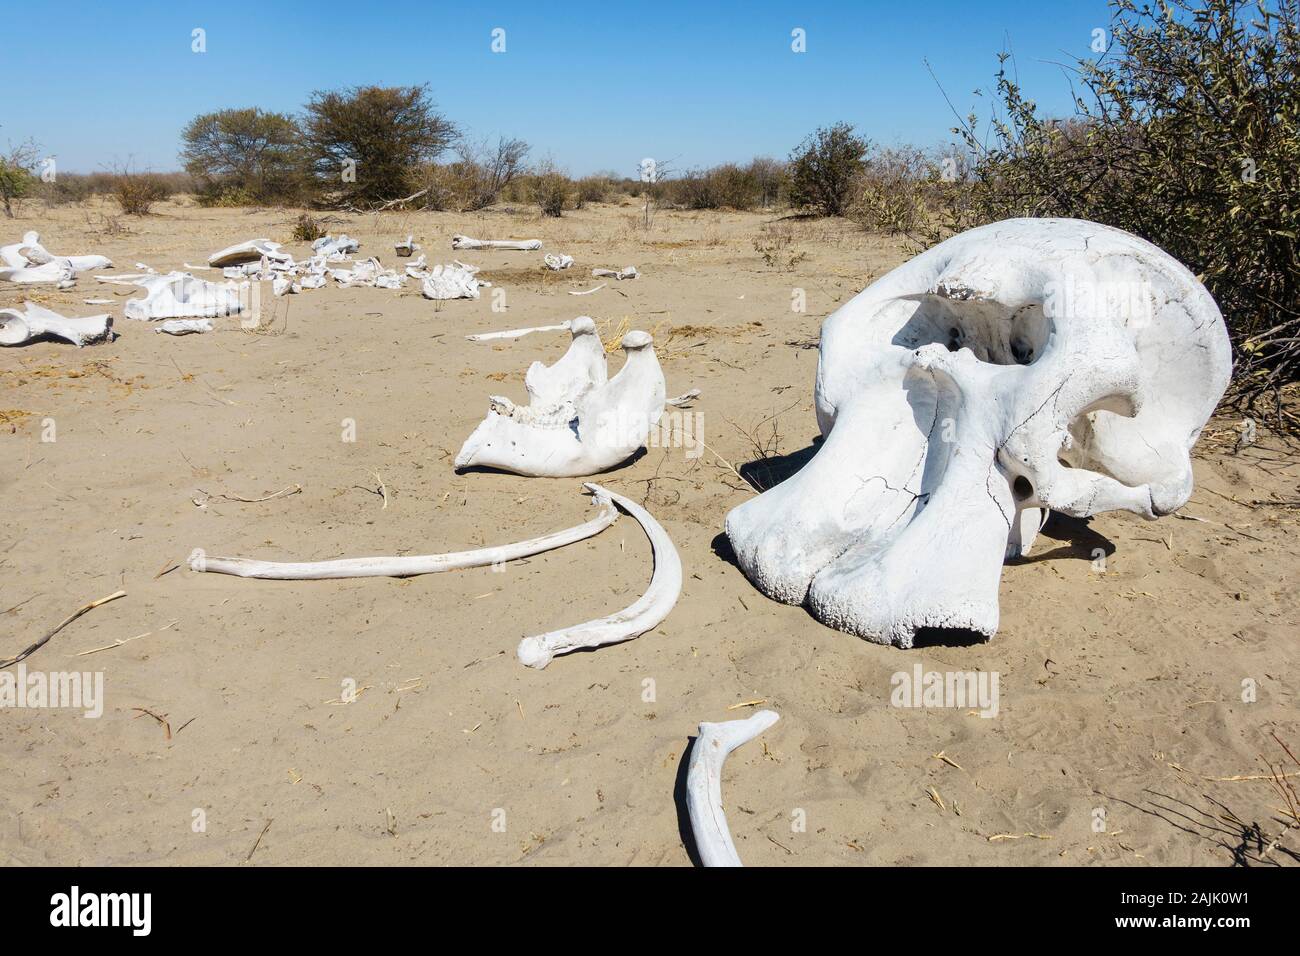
[451,235,541,251]
[191,486,618,579]
[466,322,571,342]
[517,482,682,669]
[686,709,780,867]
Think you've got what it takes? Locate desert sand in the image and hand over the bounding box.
[1,198,1296,866]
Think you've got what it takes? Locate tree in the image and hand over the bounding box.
[787,122,870,216]
[0,139,38,218]
[303,85,457,206]
[180,108,302,204]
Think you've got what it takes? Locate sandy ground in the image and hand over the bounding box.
[1,197,1296,867]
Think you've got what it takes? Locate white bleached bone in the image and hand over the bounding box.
[207,239,292,268]
[312,234,360,260]
[454,330,666,477]
[592,266,638,280]
[451,234,541,251]
[0,303,113,347]
[395,235,420,257]
[524,317,607,405]
[725,217,1232,648]
[685,710,781,867]
[272,274,301,297]
[190,485,619,579]
[466,322,571,342]
[543,253,574,270]
[421,261,481,300]
[0,258,76,285]
[568,283,606,296]
[0,230,112,275]
[102,272,244,321]
[666,388,702,408]
[154,319,213,335]
[516,482,682,669]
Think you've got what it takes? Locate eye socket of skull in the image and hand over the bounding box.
[892,296,1053,367]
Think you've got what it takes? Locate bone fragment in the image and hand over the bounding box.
[685,710,781,867]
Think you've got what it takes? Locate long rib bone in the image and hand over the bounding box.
[517,482,682,669]
[466,321,571,342]
[191,486,618,579]
[686,710,781,867]
[451,235,542,251]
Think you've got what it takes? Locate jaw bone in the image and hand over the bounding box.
[191,485,618,579]
[0,303,113,347]
[523,316,606,404]
[451,234,541,251]
[725,217,1232,648]
[517,482,682,668]
[685,710,781,867]
[454,330,666,477]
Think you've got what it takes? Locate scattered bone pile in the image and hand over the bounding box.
[5,215,1235,865]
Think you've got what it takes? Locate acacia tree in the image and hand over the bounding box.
[180,108,302,204]
[303,85,457,206]
[787,122,870,216]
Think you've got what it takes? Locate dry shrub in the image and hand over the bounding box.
[113,173,172,215]
[291,213,325,243]
[532,163,571,217]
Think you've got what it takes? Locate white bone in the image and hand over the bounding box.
[454,330,666,477]
[395,235,420,257]
[524,317,607,405]
[0,231,111,274]
[207,239,292,268]
[543,253,574,270]
[0,258,76,285]
[685,710,780,867]
[568,283,606,296]
[191,485,619,579]
[451,234,541,251]
[421,261,481,300]
[725,218,1232,647]
[465,322,571,342]
[105,272,244,321]
[666,388,702,408]
[0,303,113,347]
[592,266,638,280]
[517,482,682,668]
[154,319,213,335]
[272,274,301,297]
[312,234,360,261]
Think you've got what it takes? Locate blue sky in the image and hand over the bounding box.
[5,0,1113,175]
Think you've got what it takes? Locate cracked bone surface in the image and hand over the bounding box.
[191,485,618,579]
[454,329,666,477]
[685,710,780,867]
[726,218,1232,648]
[451,234,541,251]
[517,482,682,669]
[0,303,113,347]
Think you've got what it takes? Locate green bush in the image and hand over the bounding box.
[181,107,304,206]
[939,0,1300,409]
[787,122,870,216]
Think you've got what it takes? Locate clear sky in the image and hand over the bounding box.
[4,0,1114,176]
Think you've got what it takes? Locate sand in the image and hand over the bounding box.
[1,197,1296,866]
